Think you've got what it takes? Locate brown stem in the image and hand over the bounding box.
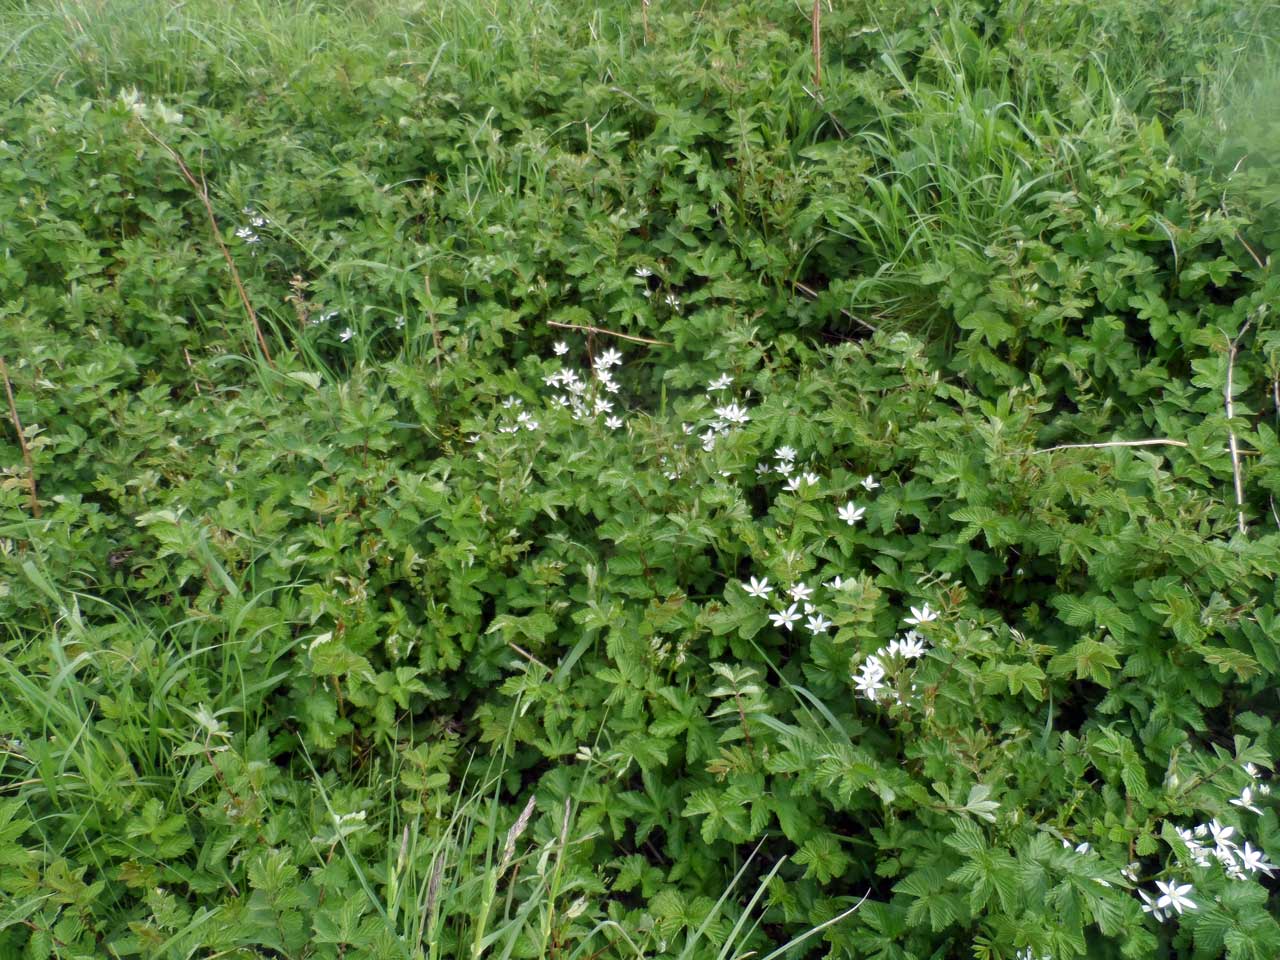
[136,120,274,368]
[547,320,671,346]
[811,0,822,89]
[425,274,443,373]
[0,355,40,518]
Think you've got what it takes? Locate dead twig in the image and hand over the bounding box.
[1225,317,1254,536]
[136,119,274,368]
[507,641,550,672]
[811,0,822,89]
[1027,439,1190,455]
[0,355,40,518]
[425,275,443,373]
[1222,156,1267,271]
[547,320,672,347]
[793,281,878,334]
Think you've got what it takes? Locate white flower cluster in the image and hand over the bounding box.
[476,340,629,443]
[541,343,623,427]
[853,623,929,705]
[1137,765,1274,923]
[1171,817,1275,880]
[494,395,540,435]
[235,206,269,246]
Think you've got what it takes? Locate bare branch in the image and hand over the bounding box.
[1027,439,1189,455]
[547,320,671,346]
[136,119,274,368]
[1225,318,1254,536]
[0,355,40,518]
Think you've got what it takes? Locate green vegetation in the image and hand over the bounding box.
[1,0,1279,956]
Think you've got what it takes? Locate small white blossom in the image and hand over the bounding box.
[664,293,680,310]
[904,603,938,626]
[339,327,354,343]
[1239,841,1276,876]
[634,266,653,278]
[605,415,623,430]
[1154,879,1196,915]
[1138,888,1168,922]
[553,341,569,355]
[789,583,813,602]
[707,374,733,391]
[769,604,801,632]
[744,577,772,599]
[837,502,865,525]
[1231,785,1264,815]
[714,402,750,425]
[805,613,832,634]
[860,474,880,491]
[597,347,623,368]
[775,445,797,462]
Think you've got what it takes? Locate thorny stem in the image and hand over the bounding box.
[1225,317,1254,536]
[136,119,274,368]
[0,355,40,518]
[547,320,671,346]
[811,0,822,89]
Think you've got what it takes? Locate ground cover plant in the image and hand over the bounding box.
[1,0,1279,956]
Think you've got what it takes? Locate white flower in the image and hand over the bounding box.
[1154,879,1196,915]
[789,583,813,602]
[837,502,865,525]
[775,445,797,462]
[826,575,845,590]
[1239,841,1276,876]
[776,460,794,476]
[597,347,623,368]
[784,476,803,492]
[802,471,820,487]
[714,402,750,425]
[1138,888,1168,922]
[394,315,406,330]
[707,374,732,391]
[1243,762,1260,779]
[1231,786,1264,815]
[634,266,653,278]
[605,415,622,430]
[593,398,613,415]
[744,577,772,599]
[1208,820,1236,849]
[235,226,261,243]
[664,292,680,310]
[904,603,938,626]
[860,474,880,491]
[339,327,354,343]
[805,613,832,634]
[553,341,569,355]
[769,604,801,632]
[895,634,927,659]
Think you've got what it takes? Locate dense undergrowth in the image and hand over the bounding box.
[1,0,1279,957]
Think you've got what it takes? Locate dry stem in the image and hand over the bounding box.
[793,280,879,333]
[0,356,40,518]
[425,275,443,373]
[1028,439,1189,455]
[1225,318,1254,536]
[811,0,823,89]
[547,320,672,346]
[136,119,274,368]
